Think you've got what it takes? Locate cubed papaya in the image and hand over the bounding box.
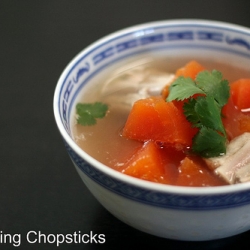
[175,60,205,80]
[230,79,250,110]
[122,96,198,149]
[175,156,226,187]
[122,141,184,184]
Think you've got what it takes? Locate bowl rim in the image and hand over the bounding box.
[54,18,250,196]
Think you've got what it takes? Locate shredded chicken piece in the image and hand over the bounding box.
[235,163,250,183]
[100,63,174,112]
[205,133,250,184]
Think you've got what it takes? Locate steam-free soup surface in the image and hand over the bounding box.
[72,56,250,186]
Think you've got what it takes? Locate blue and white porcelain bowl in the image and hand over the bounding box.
[54,20,250,241]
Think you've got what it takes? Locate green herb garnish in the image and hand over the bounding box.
[76,102,108,126]
[167,70,230,158]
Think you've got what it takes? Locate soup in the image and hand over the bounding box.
[72,56,250,187]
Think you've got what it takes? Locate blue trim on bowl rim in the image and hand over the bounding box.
[67,43,250,128]
[58,22,250,134]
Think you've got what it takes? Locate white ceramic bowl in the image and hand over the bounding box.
[54,19,250,241]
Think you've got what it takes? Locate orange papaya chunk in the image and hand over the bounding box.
[122,141,181,184]
[162,84,170,100]
[222,97,242,139]
[230,79,250,110]
[175,60,205,80]
[122,96,198,149]
[175,157,226,187]
[222,96,250,139]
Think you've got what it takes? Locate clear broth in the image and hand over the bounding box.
[72,55,250,171]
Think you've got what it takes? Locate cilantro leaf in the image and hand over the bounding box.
[183,98,200,126]
[76,102,108,126]
[184,96,226,134]
[167,76,205,102]
[196,70,230,107]
[166,68,229,158]
[192,127,227,158]
[193,96,226,134]
[76,112,97,126]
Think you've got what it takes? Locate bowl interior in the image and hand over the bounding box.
[54,19,250,200]
[56,20,250,136]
